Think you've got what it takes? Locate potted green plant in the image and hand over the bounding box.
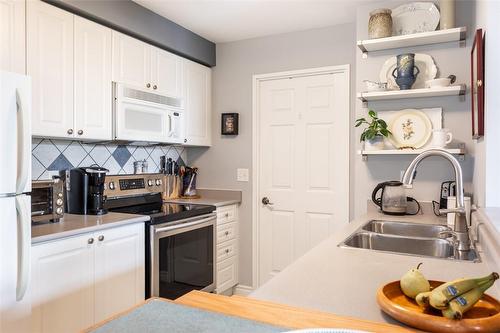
[355,110,392,150]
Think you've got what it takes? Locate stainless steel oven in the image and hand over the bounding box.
[150,213,216,299]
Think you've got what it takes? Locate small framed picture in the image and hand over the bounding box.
[221,113,239,135]
[471,28,485,139]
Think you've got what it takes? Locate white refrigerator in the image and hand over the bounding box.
[0,71,32,333]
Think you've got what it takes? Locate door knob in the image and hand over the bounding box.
[262,197,274,206]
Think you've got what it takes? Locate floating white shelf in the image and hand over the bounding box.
[357,27,467,53]
[357,84,466,103]
[359,146,466,161]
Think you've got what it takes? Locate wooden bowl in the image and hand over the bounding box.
[377,280,500,333]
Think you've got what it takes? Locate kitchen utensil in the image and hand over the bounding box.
[377,280,500,333]
[133,160,148,174]
[368,8,392,39]
[380,53,437,90]
[391,53,420,90]
[372,181,420,215]
[391,2,440,36]
[425,75,457,88]
[388,109,432,149]
[363,80,387,92]
[429,128,453,148]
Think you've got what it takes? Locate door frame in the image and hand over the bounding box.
[251,65,350,289]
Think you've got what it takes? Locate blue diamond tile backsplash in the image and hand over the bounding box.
[32,138,188,180]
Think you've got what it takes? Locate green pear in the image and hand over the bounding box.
[400,263,431,299]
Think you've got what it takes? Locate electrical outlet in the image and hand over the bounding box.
[237,168,249,182]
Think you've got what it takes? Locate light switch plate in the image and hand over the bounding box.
[237,168,249,182]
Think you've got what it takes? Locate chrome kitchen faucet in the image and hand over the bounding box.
[401,149,471,253]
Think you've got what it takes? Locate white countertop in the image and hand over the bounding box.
[164,188,242,207]
[250,210,500,326]
[31,212,149,244]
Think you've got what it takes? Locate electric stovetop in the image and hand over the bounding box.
[105,193,215,225]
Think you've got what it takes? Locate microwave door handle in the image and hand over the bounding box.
[16,90,30,194]
[167,114,174,137]
[15,196,30,301]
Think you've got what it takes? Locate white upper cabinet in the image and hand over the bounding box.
[150,47,184,99]
[0,0,25,73]
[112,31,151,89]
[28,0,74,138]
[112,31,184,100]
[184,60,212,146]
[74,16,112,140]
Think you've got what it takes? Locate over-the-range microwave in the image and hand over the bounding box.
[113,82,185,144]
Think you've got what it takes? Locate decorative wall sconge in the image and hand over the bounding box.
[221,113,239,135]
[471,29,484,139]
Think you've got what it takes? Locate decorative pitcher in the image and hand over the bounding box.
[392,53,420,90]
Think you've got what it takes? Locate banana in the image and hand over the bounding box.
[429,272,499,309]
[441,277,497,320]
[415,291,432,308]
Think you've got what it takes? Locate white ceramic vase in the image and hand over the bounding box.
[439,0,455,30]
[364,136,385,151]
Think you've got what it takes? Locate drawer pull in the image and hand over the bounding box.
[225,231,229,236]
[98,235,104,241]
[225,249,229,253]
[88,238,94,244]
[225,213,229,217]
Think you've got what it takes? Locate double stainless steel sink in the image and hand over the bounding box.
[339,220,479,262]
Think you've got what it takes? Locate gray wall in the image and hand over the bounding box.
[44,0,216,66]
[353,0,476,217]
[188,24,357,287]
[472,0,500,208]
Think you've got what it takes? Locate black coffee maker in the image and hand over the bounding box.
[62,166,109,215]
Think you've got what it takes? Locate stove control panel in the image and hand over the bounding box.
[105,173,165,198]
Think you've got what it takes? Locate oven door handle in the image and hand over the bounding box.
[154,215,215,234]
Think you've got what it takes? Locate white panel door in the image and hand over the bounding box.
[258,69,349,285]
[31,234,94,333]
[112,31,151,89]
[184,60,211,146]
[94,224,145,323]
[0,0,25,73]
[28,0,74,138]
[74,16,112,140]
[151,47,183,99]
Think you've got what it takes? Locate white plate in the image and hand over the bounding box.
[378,108,442,149]
[388,109,433,149]
[392,2,440,36]
[380,53,437,90]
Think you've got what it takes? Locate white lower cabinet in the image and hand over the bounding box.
[30,223,145,333]
[215,204,239,294]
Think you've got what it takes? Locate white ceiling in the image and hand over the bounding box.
[133,0,371,43]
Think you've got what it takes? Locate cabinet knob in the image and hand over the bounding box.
[225,249,230,254]
[77,130,83,135]
[225,213,229,218]
[98,235,104,242]
[153,85,157,90]
[184,139,187,143]
[67,129,74,135]
[88,238,94,244]
[146,83,151,88]
[225,231,229,236]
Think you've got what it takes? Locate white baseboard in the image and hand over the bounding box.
[233,284,254,296]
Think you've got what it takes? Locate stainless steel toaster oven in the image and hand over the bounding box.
[31,177,65,223]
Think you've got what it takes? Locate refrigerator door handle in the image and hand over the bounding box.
[15,196,30,301]
[16,90,30,194]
